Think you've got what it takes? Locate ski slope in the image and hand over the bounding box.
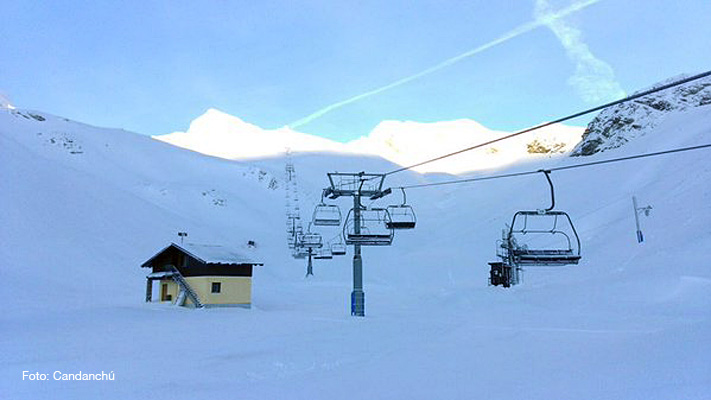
[1,104,710,399]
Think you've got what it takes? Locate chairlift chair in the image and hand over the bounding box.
[292,249,308,259]
[386,188,416,229]
[499,170,581,267]
[314,248,333,260]
[312,190,342,226]
[491,170,581,287]
[299,230,323,250]
[328,235,347,255]
[343,207,394,246]
[503,210,581,266]
[312,205,341,226]
[331,243,347,256]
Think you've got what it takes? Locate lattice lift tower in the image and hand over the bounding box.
[285,155,307,259]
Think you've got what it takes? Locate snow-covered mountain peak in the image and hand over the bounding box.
[156,111,584,174]
[188,108,263,135]
[155,111,346,160]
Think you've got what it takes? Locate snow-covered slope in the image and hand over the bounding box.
[572,74,711,155]
[2,102,710,399]
[155,108,584,174]
[349,119,583,173]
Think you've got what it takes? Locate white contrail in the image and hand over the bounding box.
[535,0,625,103]
[288,0,604,130]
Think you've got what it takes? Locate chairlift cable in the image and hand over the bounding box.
[396,143,711,190]
[383,70,711,176]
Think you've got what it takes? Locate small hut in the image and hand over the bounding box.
[141,243,263,308]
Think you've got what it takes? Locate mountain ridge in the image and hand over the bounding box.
[572,73,711,156]
[155,109,585,174]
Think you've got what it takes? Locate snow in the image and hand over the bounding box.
[179,242,262,265]
[145,271,176,279]
[155,108,584,174]
[1,101,710,399]
[146,242,262,266]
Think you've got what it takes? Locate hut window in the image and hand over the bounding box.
[211,282,221,294]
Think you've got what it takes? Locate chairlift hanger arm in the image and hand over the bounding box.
[370,187,392,200]
[538,169,555,212]
[323,187,340,199]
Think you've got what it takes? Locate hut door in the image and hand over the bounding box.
[161,283,169,301]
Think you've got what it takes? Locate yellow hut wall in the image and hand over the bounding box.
[159,279,179,303]
[184,276,253,305]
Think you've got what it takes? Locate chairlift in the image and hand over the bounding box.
[312,189,342,226]
[331,243,347,256]
[328,235,347,256]
[292,249,308,259]
[499,170,581,268]
[386,188,416,229]
[343,207,394,246]
[314,248,333,260]
[502,210,581,266]
[299,223,323,249]
[299,233,323,249]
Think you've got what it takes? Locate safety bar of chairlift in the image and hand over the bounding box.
[342,222,394,246]
[510,229,574,251]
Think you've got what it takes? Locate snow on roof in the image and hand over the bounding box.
[146,271,176,279]
[176,242,262,265]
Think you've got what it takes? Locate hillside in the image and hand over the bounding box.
[1,100,710,399]
[572,74,711,156]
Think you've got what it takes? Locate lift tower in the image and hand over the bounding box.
[324,172,390,317]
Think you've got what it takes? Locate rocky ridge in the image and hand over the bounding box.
[571,74,711,156]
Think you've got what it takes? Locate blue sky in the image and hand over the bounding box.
[2,0,710,142]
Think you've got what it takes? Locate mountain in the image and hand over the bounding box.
[155,108,584,174]
[155,108,348,159]
[347,119,583,173]
[2,93,711,399]
[572,74,711,156]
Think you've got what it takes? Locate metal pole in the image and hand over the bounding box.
[351,193,365,316]
[632,196,643,243]
[145,279,152,302]
[306,247,314,277]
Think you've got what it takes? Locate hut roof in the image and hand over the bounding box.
[179,243,261,265]
[141,242,263,268]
